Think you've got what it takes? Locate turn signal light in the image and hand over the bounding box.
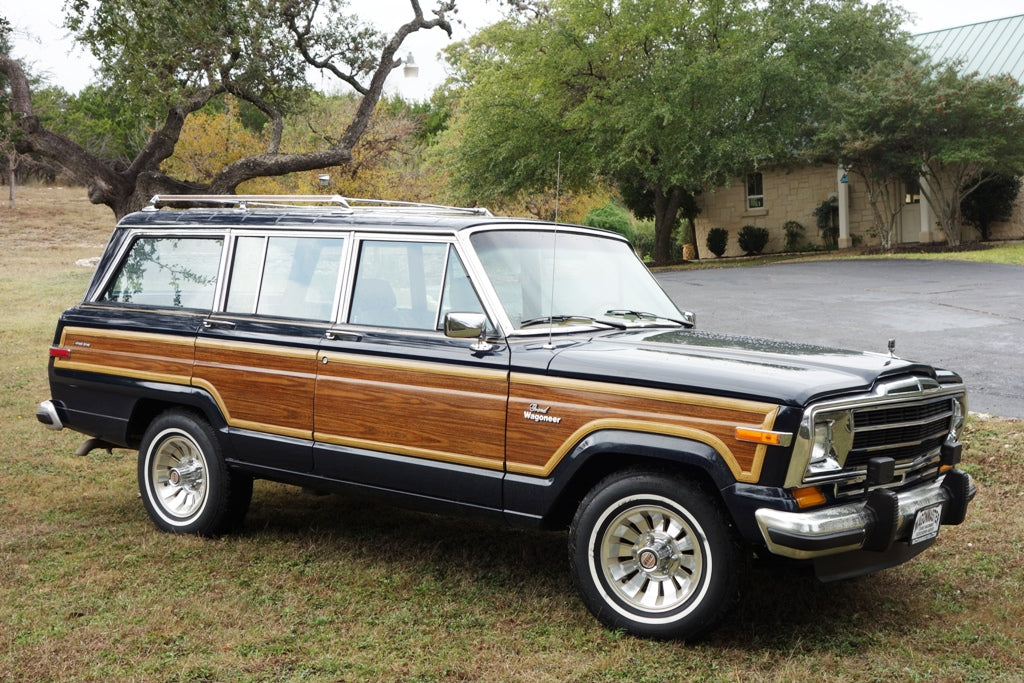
[735,427,792,447]
[793,486,826,509]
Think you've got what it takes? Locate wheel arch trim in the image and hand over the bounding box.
[506,419,756,481]
[503,428,738,527]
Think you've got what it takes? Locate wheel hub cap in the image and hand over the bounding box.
[598,501,705,613]
[167,460,202,488]
[636,533,678,575]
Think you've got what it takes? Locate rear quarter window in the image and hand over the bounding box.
[100,236,223,310]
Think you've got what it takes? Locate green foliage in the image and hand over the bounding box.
[738,225,769,255]
[382,95,451,145]
[2,1,458,216]
[1,17,18,153]
[0,16,10,54]
[582,202,635,241]
[961,173,1021,241]
[706,227,729,258]
[815,58,1024,247]
[63,0,310,121]
[440,0,913,264]
[783,220,805,252]
[633,219,656,261]
[34,85,149,163]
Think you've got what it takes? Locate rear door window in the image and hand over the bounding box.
[225,236,345,321]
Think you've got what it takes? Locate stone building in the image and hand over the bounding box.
[694,14,1024,257]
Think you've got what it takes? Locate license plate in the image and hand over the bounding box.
[910,503,942,545]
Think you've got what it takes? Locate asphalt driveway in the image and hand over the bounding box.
[655,259,1024,419]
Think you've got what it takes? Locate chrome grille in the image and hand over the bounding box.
[833,395,955,498]
[846,397,955,467]
[787,375,966,496]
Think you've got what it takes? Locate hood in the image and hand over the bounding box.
[543,328,937,407]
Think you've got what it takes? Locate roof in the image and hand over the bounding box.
[913,14,1024,83]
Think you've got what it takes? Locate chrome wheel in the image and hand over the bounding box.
[569,471,740,639]
[138,410,251,535]
[597,498,704,613]
[149,429,209,521]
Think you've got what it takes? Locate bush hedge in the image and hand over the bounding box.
[706,227,728,257]
[738,225,769,255]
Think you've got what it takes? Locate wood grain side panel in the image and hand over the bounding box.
[193,340,317,437]
[506,373,780,482]
[55,327,195,385]
[315,353,507,467]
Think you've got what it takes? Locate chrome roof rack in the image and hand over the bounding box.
[146,194,492,216]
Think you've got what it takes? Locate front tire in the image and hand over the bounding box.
[569,470,741,639]
[138,410,252,535]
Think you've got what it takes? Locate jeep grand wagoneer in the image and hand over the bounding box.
[38,195,975,638]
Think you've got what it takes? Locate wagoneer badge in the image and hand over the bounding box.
[524,403,562,424]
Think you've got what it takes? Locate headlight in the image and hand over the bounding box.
[948,396,966,441]
[804,411,854,477]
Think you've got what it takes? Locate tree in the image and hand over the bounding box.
[816,59,1024,248]
[35,85,152,164]
[814,59,928,249]
[437,0,912,263]
[0,1,457,218]
[160,98,267,185]
[961,173,1020,241]
[914,66,1024,246]
[1,16,21,206]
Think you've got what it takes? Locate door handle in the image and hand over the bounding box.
[325,330,362,342]
[202,319,236,330]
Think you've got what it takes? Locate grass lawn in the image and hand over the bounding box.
[2,186,1022,681]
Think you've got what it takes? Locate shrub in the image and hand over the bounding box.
[814,197,839,250]
[582,202,635,242]
[783,220,805,252]
[706,227,729,257]
[738,225,769,255]
[633,220,656,261]
[961,173,1021,241]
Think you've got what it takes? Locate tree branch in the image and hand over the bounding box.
[0,56,130,204]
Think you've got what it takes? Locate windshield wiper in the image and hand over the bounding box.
[604,309,694,328]
[519,314,626,330]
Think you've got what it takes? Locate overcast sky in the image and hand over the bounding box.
[6,0,1020,100]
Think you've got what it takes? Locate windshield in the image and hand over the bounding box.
[470,229,683,332]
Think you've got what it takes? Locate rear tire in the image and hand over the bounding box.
[568,470,741,639]
[138,409,252,535]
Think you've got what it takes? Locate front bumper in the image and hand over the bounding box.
[754,469,976,562]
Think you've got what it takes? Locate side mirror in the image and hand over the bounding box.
[444,312,494,352]
[681,310,696,328]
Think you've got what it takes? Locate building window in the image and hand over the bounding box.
[746,172,764,209]
[905,180,921,204]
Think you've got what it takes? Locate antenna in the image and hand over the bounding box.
[554,152,561,223]
[545,152,562,350]
[544,227,559,351]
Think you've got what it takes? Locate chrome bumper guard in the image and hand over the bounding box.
[36,400,64,431]
[755,470,976,560]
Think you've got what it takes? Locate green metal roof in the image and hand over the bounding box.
[913,14,1024,83]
